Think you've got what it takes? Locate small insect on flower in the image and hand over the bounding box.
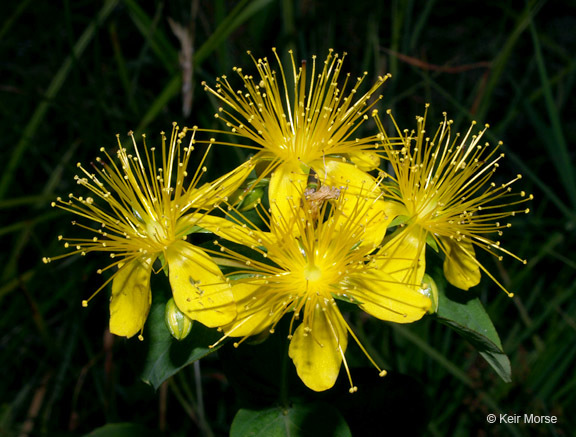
[201,48,390,219]
[302,169,342,221]
[373,105,533,295]
[202,183,431,393]
[43,124,252,339]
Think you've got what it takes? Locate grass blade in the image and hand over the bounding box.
[0,0,120,199]
[529,19,576,209]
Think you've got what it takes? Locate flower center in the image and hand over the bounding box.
[145,217,172,245]
[304,263,323,282]
[415,196,439,221]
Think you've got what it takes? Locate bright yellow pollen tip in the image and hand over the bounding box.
[375,107,531,296]
[202,49,389,166]
[45,122,245,341]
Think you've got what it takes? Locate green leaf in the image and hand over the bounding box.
[388,214,409,228]
[140,298,223,390]
[83,423,159,437]
[435,281,512,382]
[230,403,352,437]
[426,232,439,253]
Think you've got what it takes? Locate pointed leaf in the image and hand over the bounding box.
[230,403,352,437]
[140,297,223,389]
[435,281,511,382]
[83,423,158,437]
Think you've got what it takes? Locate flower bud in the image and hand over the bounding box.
[238,187,264,211]
[227,177,268,210]
[165,298,193,340]
[419,274,439,314]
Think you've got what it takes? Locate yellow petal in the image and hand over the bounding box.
[288,304,348,391]
[312,160,393,247]
[442,238,481,290]
[183,159,254,210]
[109,256,153,338]
[166,240,236,327]
[343,198,396,248]
[377,227,427,286]
[348,151,381,171]
[314,159,380,199]
[268,162,308,221]
[350,269,431,323]
[181,213,273,248]
[382,200,410,222]
[224,281,276,338]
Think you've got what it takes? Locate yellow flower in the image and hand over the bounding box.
[205,186,431,392]
[43,124,252,339]
[374,106,532,294]
[202,48,390,217]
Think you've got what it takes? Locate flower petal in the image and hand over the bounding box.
[442,238,481,290]
[345,198,396,248]
[314,159,380,198]
[377,227,426,286]
[381,200,410,223]
[349,269,431,323]
[268,162,308,220]
[166,240,236,327]
[182,213,273,248]
[348,151,381,171]
[311,160,394,247]
[288,304,348,391]
[183,159,254,211]
[224,281,277,338]
[109,256,153,338]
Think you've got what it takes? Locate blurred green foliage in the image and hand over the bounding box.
[1,0,575,435]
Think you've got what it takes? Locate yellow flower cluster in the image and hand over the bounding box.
[45,49,531,392]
